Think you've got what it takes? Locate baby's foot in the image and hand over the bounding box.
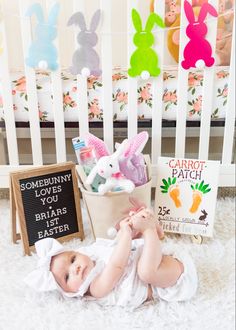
[129,208,165,239]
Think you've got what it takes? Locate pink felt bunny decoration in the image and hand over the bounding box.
[181,0,218,70]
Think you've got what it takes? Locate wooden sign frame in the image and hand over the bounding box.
[10,162,84,255]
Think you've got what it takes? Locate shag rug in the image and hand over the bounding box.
[0,198,235,330]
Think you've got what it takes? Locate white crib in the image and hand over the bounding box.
[0,0,235,188]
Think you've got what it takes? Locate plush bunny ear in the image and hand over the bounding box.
[67,11,87,31]
[184,0,195,23]
[90,9,101,32]
[145,12,165,32]
[86,166,98,185]
[123,131,149,157]
[48,2,60,26]
[25,3,44,22]
[132,9,142,32]
[198,3,218,23]
[112,139,128,160]
[84,133,110,159]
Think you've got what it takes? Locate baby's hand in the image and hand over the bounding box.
[119,217,132,235]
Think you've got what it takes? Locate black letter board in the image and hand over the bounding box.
[10,162,84,255]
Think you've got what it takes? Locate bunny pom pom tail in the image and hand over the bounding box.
[107,227,118,239]
[48,2,60,26]
[132,9,142,32]
[25,3,44,22]
[67,12,86,30]
[145,12,165,32]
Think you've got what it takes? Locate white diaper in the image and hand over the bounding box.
[151,244,198,302]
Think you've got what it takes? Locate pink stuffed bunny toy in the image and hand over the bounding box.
[86,140,135,195]
[181,0,218,69]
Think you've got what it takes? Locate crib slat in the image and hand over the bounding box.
[0,10,19,165]
[151,0,165,164]
[175,0,189,158]
[73,0,89,138]
[198,0,219,160]
[19,0,43,165]
[100,0,113,153]
[127,0,138,139]
[222,17,235,164]
[45,0,66,163]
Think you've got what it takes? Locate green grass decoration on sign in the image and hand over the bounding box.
[160,177,177,193]
[190,180,211,194]
[128,9,165,80]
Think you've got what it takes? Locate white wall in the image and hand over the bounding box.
[3,0,151,70]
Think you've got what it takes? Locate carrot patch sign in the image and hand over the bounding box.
[155,157,220,237]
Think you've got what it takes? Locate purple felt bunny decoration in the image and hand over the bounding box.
[67,9,102,76]
[181,1,218,70]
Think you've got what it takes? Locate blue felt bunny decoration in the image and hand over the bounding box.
[25,2,60,71]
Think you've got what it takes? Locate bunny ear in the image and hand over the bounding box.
[184,0,195,23]
[145,13,165,32]
[112,139,128,159]
[25,3,44,23]
[48,2,60,26]
[67,11,87,31]
[90,9,101,32]
[132,9,142,32]
[198,3,218,23]
[124,131,149,157]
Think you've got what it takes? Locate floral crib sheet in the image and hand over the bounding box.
[0,67,229,123]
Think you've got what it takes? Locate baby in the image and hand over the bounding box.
[25,208,198,308]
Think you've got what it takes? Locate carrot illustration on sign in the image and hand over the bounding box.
[160,177,181,208]
[189,180,211,213]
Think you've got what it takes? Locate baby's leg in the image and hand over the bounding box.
[137,228,183,288]
[148,255,184,288]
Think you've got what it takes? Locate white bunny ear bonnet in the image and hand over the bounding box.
[24,238,104,298]
[24,238,66,293]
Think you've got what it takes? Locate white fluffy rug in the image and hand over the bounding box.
[0,198,235,330]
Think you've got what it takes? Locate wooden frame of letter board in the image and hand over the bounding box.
[10,162,84,255]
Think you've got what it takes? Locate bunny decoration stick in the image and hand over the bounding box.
[25,2,60,71]
[128,9,165,80]
[67,9,102,77]
[181,0,218,70]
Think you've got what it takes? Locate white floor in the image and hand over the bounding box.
[0,198,235,330]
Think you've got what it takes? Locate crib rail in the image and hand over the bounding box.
[0,0,235,188]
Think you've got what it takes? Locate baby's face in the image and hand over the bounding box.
[50,251,94,293]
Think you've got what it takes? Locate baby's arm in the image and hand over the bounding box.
[89,218,132,298]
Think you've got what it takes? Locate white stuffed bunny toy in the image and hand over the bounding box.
[86,140,135,195]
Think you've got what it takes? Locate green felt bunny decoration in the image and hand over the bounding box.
[128,9,165,80]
